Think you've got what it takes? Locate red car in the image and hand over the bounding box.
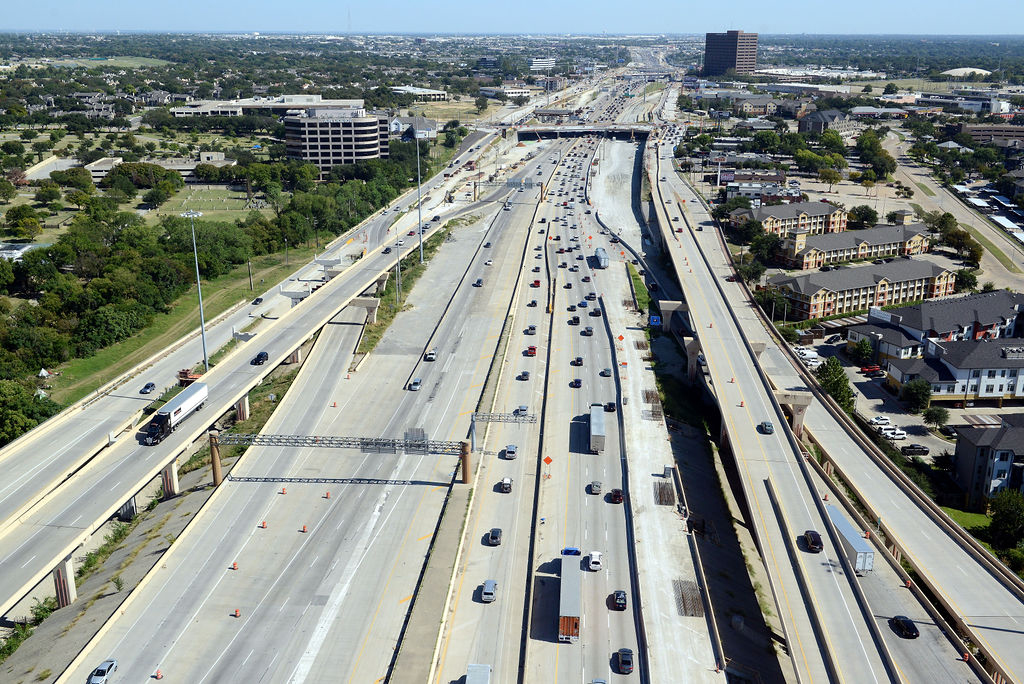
[407,230,416,236]
[531,280,541,288]
[526,346,537,357]
[725,275,737,282]
[860,365,881,374]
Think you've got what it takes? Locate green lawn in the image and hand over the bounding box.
[914,182,936,197]
[146,185,281,225]
[626,262,651,313]
[960,222,1023,274]
[941,506,994,553]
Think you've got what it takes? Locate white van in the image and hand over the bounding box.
[588,551,603,571]
[481,579,497,602]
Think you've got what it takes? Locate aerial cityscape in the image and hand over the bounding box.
[1,14,1024,684]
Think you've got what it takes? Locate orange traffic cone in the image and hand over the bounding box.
[234,609,240,618]
[232,562,238,570]
[302,525,307,533]
[155,670,163,680]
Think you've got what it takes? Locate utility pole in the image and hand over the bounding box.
[416,133,424,263]
[181,210,209,373]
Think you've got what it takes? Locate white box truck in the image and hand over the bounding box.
[145,382,208,446]
[826,505,874,574]
[466,663,491,684]
[589,403,606,454]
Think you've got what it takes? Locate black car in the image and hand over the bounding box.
[609,488,623,503]
[901,444,930,456]
[803,529,823,553]
[613,590,627,610]
[605,402,617,412]
[939,425,957,438]
[140,382,156,394]
[891,615,920,639]
[488,528,502,546]
[570,378,582,388]
[826,334,842,344]
[383,247,392,255]
[252,351,269,365]
[251,297,263,305]
[616,648,634,674]
[484,242,491,248]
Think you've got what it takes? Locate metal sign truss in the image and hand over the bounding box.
[219,433,462,454]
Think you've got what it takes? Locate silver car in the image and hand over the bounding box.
[88,660,118,684]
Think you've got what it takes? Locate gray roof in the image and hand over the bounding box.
[391,116,437,130]
[887,356,957,383]
[798,223,929,256]
[769,260,952,297]
[886,290,1024,335]
[738,201,842,223]
[957,414,1024,453]
[847,322,920,348]
[931,338,1024,370]
[802,109,850,124]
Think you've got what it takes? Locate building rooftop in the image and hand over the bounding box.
[932,338,1024,370]
[769,260,951,296]
[887,356,958,383]
[887,290,1024,335]
[733,200,842,223]
[957,414,1024,454]
[797,223,929,256]
[847,321,920,348]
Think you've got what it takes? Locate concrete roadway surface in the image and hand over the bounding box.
[434,137,643,684]
[0,130,493,544]
[666,163,990,683]
[666,166,1021,681]
[653,150,893,684]
[0,134,551,623]
[61,144,569,684]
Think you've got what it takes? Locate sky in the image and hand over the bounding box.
[1,0,1022,35]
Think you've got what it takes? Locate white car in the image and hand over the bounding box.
[588,551,603,571]
[869,416,891,426]
[484,259,493,266]
[887,429,908,440]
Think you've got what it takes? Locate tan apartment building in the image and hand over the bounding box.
[784,223,931,269]
[730,201,847,238]
[766,260,957,320]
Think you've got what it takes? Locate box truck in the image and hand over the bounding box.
[826,505,874,574]
[558,559,582,643]
[145,382,208,446]
[589,403,606,454]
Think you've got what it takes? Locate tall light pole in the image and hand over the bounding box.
[181,210,209,373]
[415,130,424,263]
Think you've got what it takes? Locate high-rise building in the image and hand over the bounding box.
[703,30,758,76]
[284,104,389,178]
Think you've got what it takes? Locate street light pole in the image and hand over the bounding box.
[416,133,424,264]
[181,210,209,373]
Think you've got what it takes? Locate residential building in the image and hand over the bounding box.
[887,338,1024,409]
[732,97,778,116]
[766,260,957,320]
[783,223,931,269]
[775,99,816,119]
[703,30,758,76]
[798,109,857,137]
[391,86,448,102]
[848,106,908,119]
[284,106,389,178]
[537,75,568,92]
[952,414,1024,510]
[847,290,1024,362]
[388,116,438,139]
[729,201,847,238]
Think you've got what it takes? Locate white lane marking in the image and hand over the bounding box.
[20,555,36,568]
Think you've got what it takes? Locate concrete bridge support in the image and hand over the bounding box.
[350,296,382,325]
[288,348,303,365]
[773,390,813,437]
[460,440,472,484]
[162,461,180,499]
[52,554,77,608]
[209,430,224,487]
[279,283,310,305]
[235,395,250,422]
[684,336,702,382]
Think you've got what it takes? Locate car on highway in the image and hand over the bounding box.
[588,552,603,571]
[759,420,774,434]
[586,292,597,301]
[565,282,572,289]
[424,348,437,362]
[407,230,416,236]
[615,648,634,674]
[484,242,492,248]
[251,297,263,305]
[582,276,591,282]
[408,378,422,391]
[526,325,537,335]
[578,300,588,308]
[488,528,503,546]
[600,368,612,377]
[485,259,493,266]
[525,345,537,357]
[890,615,920,639]
[252,351,269,366]
[590,481,602,495]
[474,278,483,287]
[140,382,157,394]
[604,402,616,412]
[505,444,518,459]
[583,326,593,336]
[567,304,577,312]
[609,488,623,503]
[518,371,531,381]
[570,378,582,388]
[613,590,628,610]
[803,530,823,553]
[88,660,118,684]
[590,308,602,317]
[382,247,392,255]
[528,299,537,307]
[725,274,737,282]
[481,579,498,602]
[396,240,405,246]
[572,356,583,366]
[569,316,580,325]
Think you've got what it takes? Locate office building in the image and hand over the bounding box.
[703,30,758,76]
[284,105,389,178]
[171,94,364,118]
[529,57,557,72]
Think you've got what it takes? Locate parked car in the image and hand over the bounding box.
[825,334,842,343]
[804,529,823,552]
[887,429,908,440]
[860,365,881,374]
[939,425,958,438]
[890,615,920,639]
[868,416,891,426]
[901,444,930,456]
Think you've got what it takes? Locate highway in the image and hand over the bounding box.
[664,159,1024,682]
[60,140,576,682]
[0,131,534,622]
[650,146,894,683]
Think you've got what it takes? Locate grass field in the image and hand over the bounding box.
[146,185,281,225]
[914,182,936,197]
[411,99,510,125]
[49,244,320,404]
[43,56,172,68]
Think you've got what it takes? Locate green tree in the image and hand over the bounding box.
[955,268,978,293]
[815,356,855,411]
[981,281,996,292]
[886,210,903,225]
[5,203,37,227]
[777,325,799,344]
[989,489,1024,549]
[0,178,16,204]
[443,130,459,148]
[922,406,950,429]
[142,186,171,207]
[736,260,766,283]
[474,96,489,114]
[851,337,874,364]
[34,185,61,205]
[862,85,873,93]
[848,205,878,229]
[818,168,842,192]
[819,129,846,156]
[902,378,932,413]
[883,83,899,95]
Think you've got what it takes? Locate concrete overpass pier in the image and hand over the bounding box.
[161,461,180,499]
[52,553,77,608]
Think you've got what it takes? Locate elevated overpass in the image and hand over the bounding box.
[645,143,896,683]
[515,123,654,141]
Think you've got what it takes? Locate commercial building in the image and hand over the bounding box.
[729,201,847,238]
[783,223,931,269]
[703,30,758,76]
[917,92,1010,115]
[960,123,1024,145]
[171,95,365,118]
[391,86,448,102]
[284,106,389,178]
[798,109,857,137]
[479,86,531,100]
[84,151,235,183]
[766,260,957,320]
[529,57,557,72]
[952,414,1024,510]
